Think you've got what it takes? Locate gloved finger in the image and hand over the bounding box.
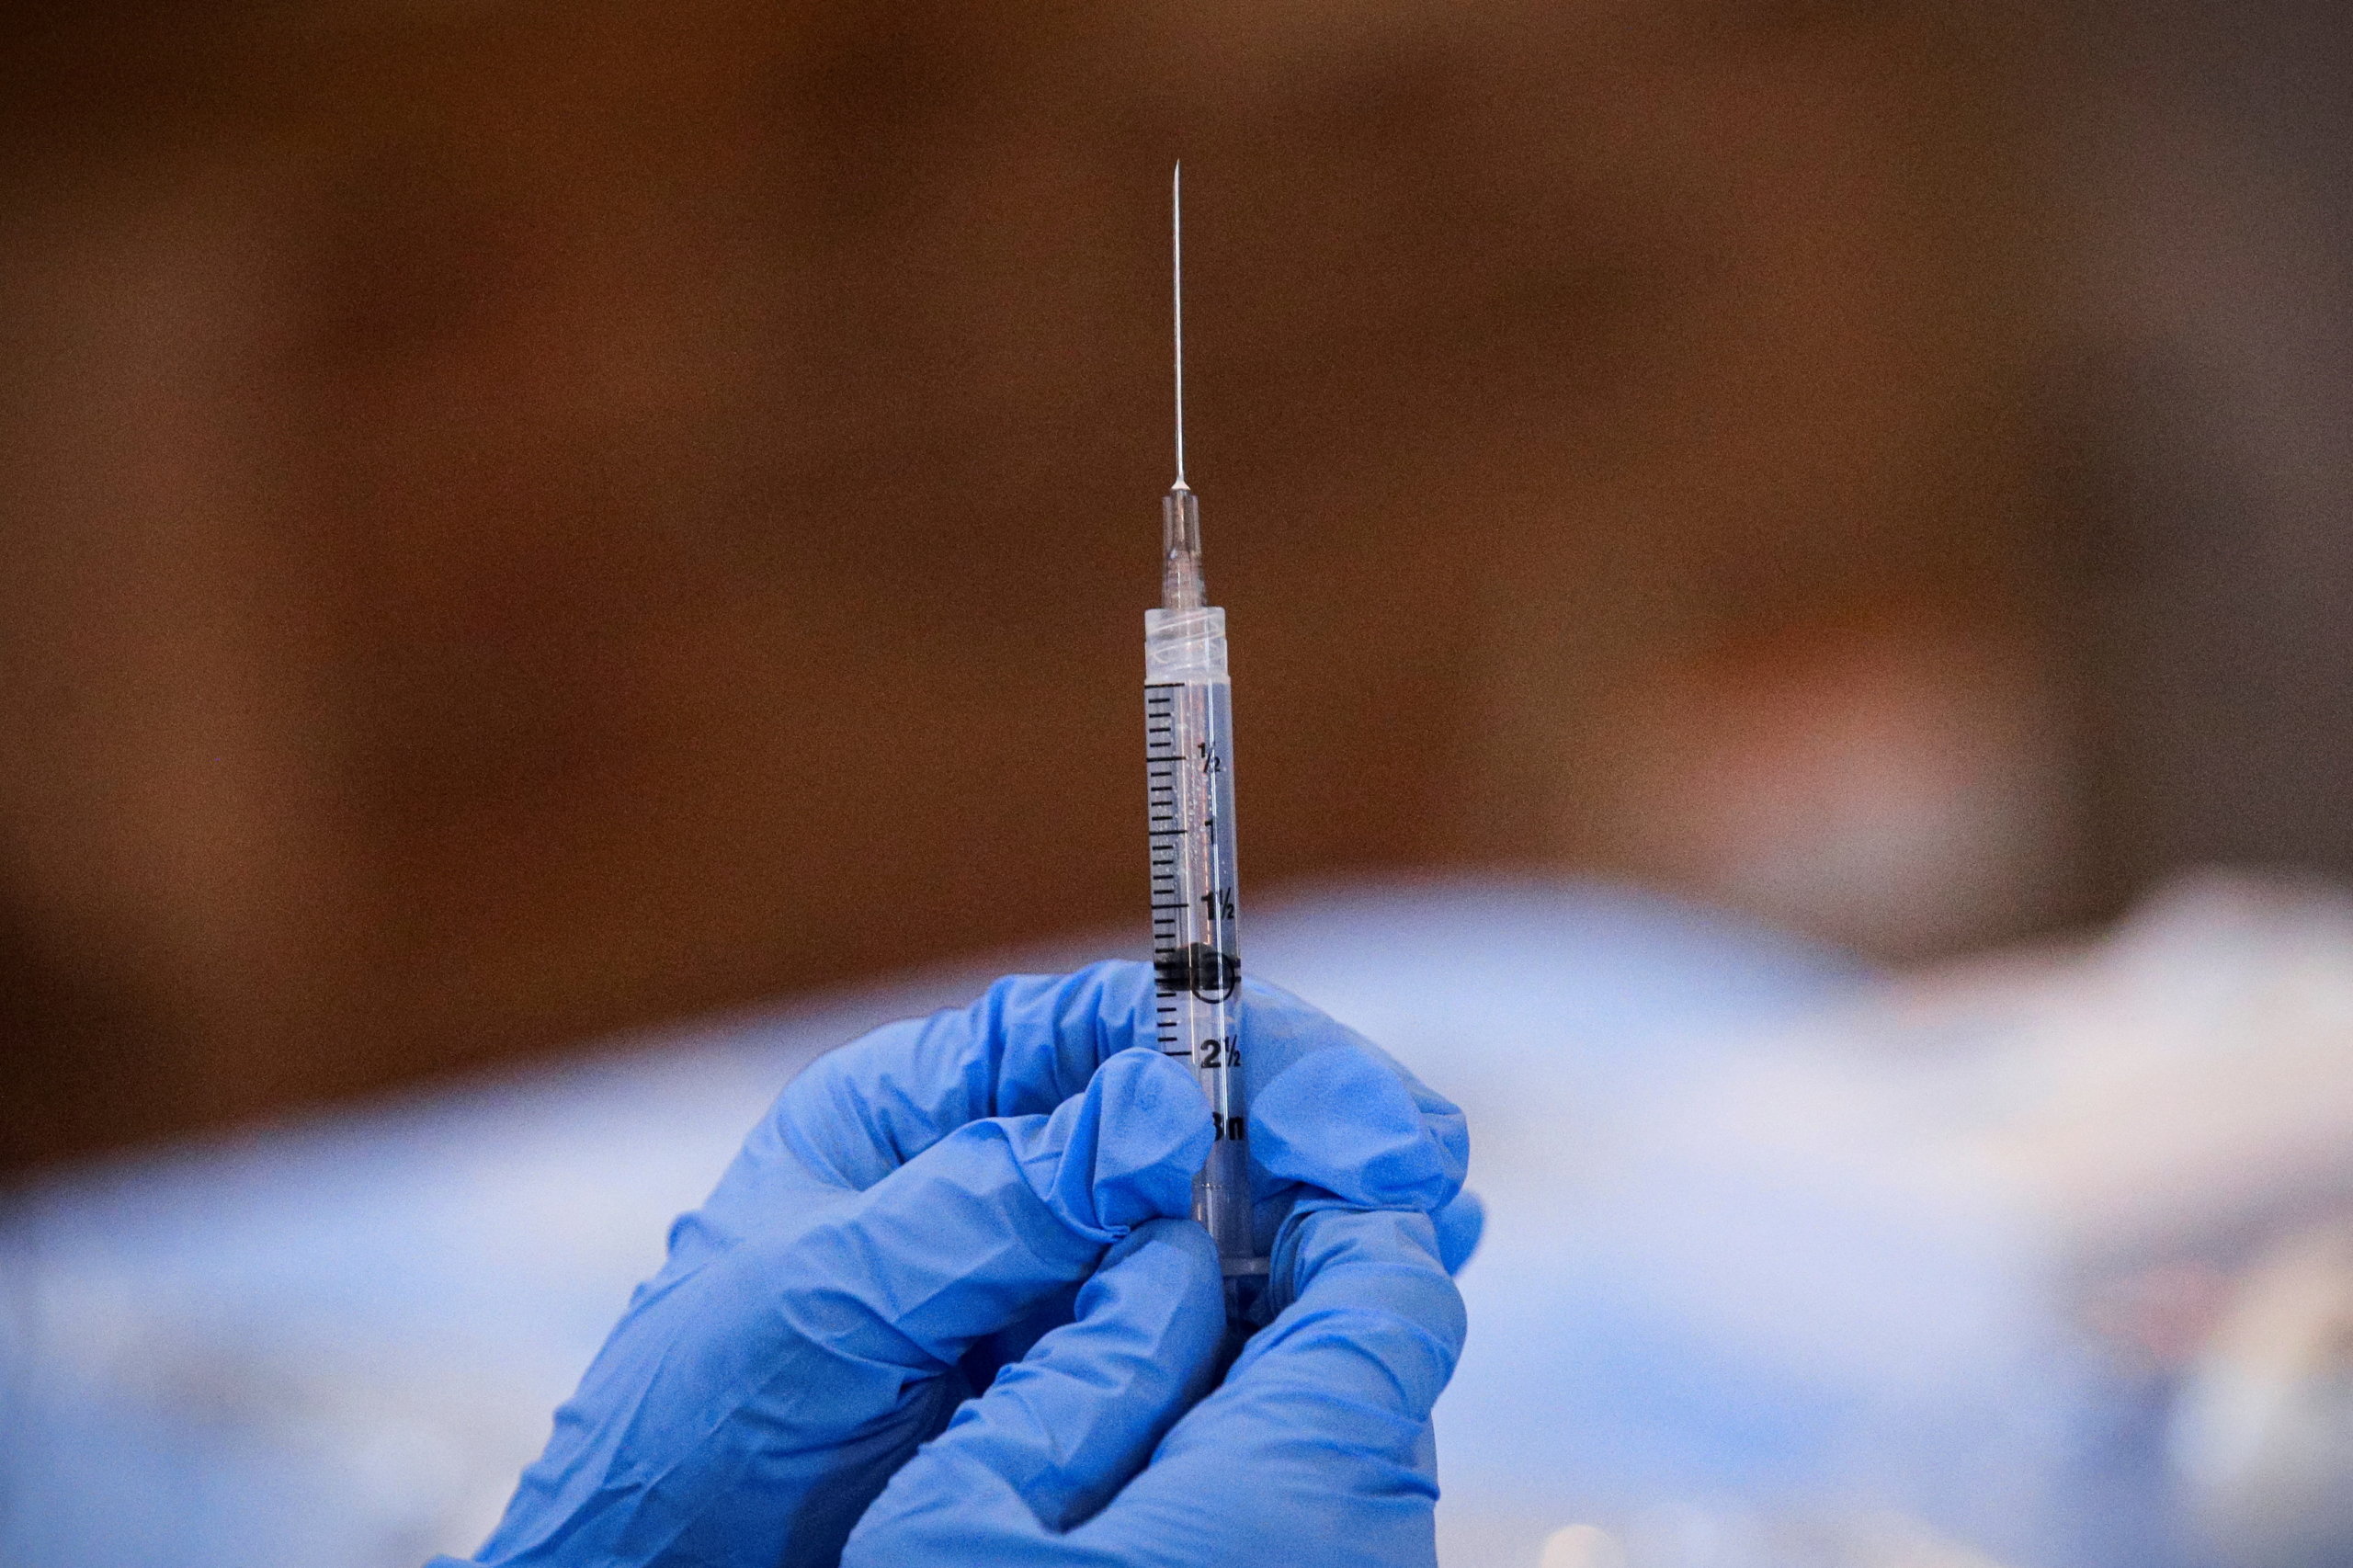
[1432,1188,1485,1275]
[465,1050,1214,1568]
[684,963,1161,1255]
[764,1047,1213,1369]
[1092,1207,1464,1549]
[1240,981,1469,1214]
[838,1219,1225,1565]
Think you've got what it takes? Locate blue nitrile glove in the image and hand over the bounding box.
[431,961,1476,1568]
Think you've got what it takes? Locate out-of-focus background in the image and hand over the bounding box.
[3,0,2081,1169]
[7,2,2353,1565]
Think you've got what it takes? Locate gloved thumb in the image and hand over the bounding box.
[839,1218,1226,1562]
[764,1046,1214,1370]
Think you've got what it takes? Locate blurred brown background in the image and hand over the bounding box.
[4,0,2346,1172]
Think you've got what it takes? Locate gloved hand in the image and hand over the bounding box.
[432,960,1476,1568]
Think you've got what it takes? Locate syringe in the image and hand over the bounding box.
[1146,164,1267,1318]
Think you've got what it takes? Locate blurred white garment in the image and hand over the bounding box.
[6,873,2353,1568]
[1492,873,2353,1568]
[0,879,1855,1568]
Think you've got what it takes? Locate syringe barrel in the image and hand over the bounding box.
[1143,607,1261,1283]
